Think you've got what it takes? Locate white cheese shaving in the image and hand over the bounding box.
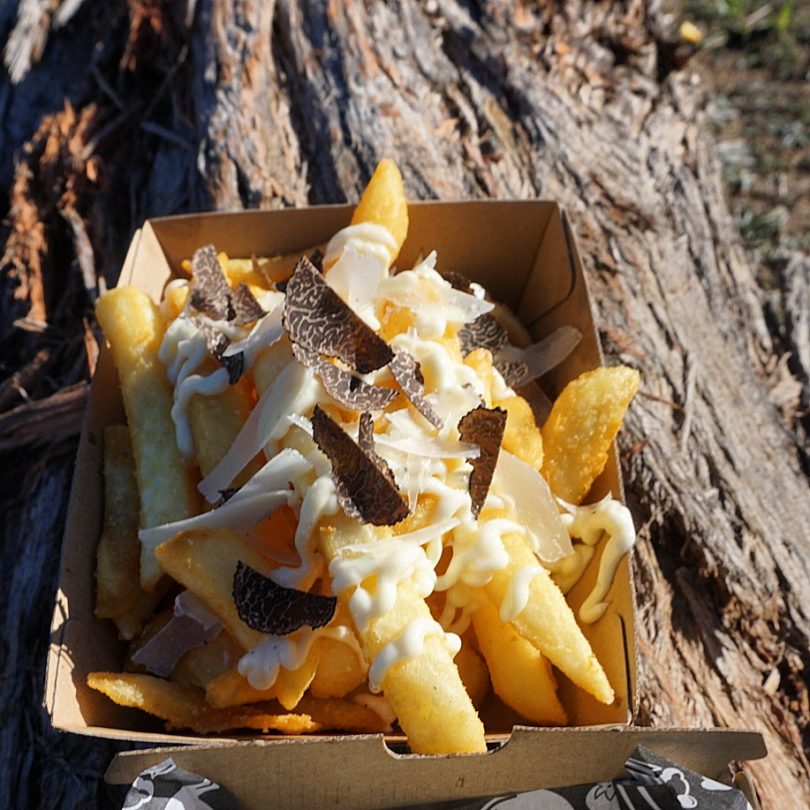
[140,448,311,551]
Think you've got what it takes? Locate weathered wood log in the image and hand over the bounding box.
[1,1,808,807]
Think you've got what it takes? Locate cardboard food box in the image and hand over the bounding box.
[45,202,766,807]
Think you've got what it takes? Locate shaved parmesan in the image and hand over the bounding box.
[222,301,284,359]
[141,448,311,550]
[489,450,572,563]
[198,361,317,503]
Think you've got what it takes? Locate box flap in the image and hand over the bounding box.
[104,728,765,809]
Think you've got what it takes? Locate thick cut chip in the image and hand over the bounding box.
[541,365,640,504]
[319,512,486,754]
[283,257,394,374]
[454,640,490,710]
[498,396,544,471]
[154,527,278,650]
[96,287,200,590]
[188,375,260,479]
[232,561,337,635]
[311,405,409,526]
[95,426,141,619]
[472,599,567,725]
[458,406,507,518]
[482,527,614,705]
[171,631,244,690]
[350,158,409,262]
[86,672,318,734]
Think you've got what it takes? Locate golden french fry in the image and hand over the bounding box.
[472,599,566,725]
[205,667,277,709]
[294,694,388,734]
[318,512,486,754]
[96,287,200,589]
[188,374,260,480]
[86,672,318,735]
[309,635,368,699]
[171,631,244,690]
[498,395,544,470]
[483,527,614,705]
[95,426,141,619]
[252,337,294,397]
[154,527,274,650]
[541,365,639,504]
[350,158,408,263]
[454,638,490,710]
[114,582,170,642]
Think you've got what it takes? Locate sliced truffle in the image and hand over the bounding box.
[195,320,245,385]
[357,412,374,454]
[458,313,510,358]
[230,282,266,325]
[233,562,337,635]
[389,348,442,430]
[311,405,409,526]
[494,359,529,388]
[458,405,507,518]
[292,344,397,413]
[189,245,232,320]
[439,271,474,293]
[283,256,394,374]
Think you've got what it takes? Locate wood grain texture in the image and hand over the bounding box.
[0,0,808,806]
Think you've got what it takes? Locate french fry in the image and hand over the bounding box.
[463,348,544,469]
[188,374,260,480]
[86,672,318,734]
[349,158,409,263]
[309,636,368,699]
[95,426,141,619]
[294,694,388,734]
[483,527,614,705]
[454,638,490,710]
[541,365,639,504]
[113,583,170,642]
[95,287,200,589]
[154,527,274,650]
[171,631,244,690]
[318,513,487,755]
[472,599,566,725]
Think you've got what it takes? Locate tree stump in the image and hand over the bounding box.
[1,1,808,807]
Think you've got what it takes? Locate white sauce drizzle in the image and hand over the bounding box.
[238,624,364,691]
[499,564,543,622]
[558,496,637,623]
[368,618,461,693]
[324,223,398,268]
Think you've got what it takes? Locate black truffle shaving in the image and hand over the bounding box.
[458,405,507,518]
[494,358,530,388]
[190,245,232,320]
[357,411,374,454]
[439,271,474,293]
[283,257,394,374]
[233,562,337,636]
[389,348,443,430]
[230,282,266,325]
[195,320,245,385]
[311,405,409,526]
[458,313,510,358]
[292,344,398,413]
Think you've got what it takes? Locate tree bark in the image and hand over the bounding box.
[1,1,808,807]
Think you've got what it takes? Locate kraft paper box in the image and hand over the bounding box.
[44,202,766,808]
